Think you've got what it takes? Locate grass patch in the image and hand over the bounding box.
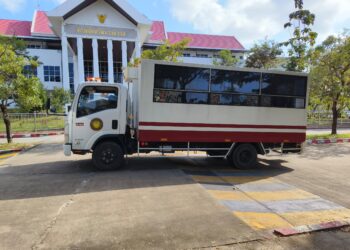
[307,133,350,140]
[0,116,64,133]
[0,143,34,151]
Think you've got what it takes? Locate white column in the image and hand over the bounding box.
[77,37,85,83]
[122,41,127,84]
[135,41,141,58]
[61,36,70,90]
[107,39,114,83]
[92,38,100,78]
[73,54,79,92]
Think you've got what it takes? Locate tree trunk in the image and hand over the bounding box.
[0,104,12,143]
[331,100,338,135]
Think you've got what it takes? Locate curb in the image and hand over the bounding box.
[0,148,24,155]
[0,131,64,139]
[274,220,350,237]
[307,138,350,145]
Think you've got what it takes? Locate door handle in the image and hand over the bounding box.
[112,120,118,130]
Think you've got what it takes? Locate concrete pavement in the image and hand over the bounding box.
[1,140,350,249]
[0,144,262,249]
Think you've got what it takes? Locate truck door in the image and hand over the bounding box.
[72,85,120,151]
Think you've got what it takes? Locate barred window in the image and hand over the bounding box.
[44,66,61,82]
[153,64,307,109]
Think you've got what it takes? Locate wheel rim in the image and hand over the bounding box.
[239,150,252,163]
[101,149,116,165]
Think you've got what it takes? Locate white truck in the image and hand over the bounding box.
[64,59,309,170]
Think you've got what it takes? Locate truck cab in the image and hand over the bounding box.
[64,82,129,170]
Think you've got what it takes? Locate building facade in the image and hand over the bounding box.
[0,0,247,93]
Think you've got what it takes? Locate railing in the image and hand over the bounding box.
[0,111,349,133]
[307,111,350,129]
[0,113,65,133]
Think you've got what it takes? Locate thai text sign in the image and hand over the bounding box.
[65,24,137,39]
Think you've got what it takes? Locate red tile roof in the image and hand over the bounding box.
[0,19,32,37]
[31,10,55,36]
[167,32,245,51]
[149,21,166,42]
[0,12,245,51]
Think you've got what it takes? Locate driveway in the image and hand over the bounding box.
[1,138,350,249]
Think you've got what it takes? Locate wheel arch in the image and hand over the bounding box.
[233,142,266,155]
[92,135,126,153]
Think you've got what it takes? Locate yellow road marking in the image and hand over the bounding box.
[191,173,350,231]
[234,209,350,231]
[209,189,318,201]
[233,211,293,230]
[0,153,17,159]
[221,176,280,184]
[281,209,350,227]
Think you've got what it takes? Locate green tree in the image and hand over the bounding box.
[0,39,43,143]
[309,33,350,134]
[142,38,190,62]
[245,40,283,69]
[294,0,303,9]
[213,50,238,67]
[50,87,71,113]
[282,2,317,71]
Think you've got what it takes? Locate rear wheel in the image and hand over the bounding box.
[92,141,124,171]
[228,144,257,169]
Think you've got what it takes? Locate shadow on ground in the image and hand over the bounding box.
[0,144,293,201]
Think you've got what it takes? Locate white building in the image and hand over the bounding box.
[0,0,247,93]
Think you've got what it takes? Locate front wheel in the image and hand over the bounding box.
[228,144,257,169]
[92,141,124,171]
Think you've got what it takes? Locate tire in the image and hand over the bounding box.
[92,141,124,171]
[229,144,257,169]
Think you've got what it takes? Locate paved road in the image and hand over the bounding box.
[0,137,350,249]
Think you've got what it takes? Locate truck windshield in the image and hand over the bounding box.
[77,86,118,118]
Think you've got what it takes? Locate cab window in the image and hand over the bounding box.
[77,86,118,118]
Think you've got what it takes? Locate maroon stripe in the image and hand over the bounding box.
[139,130,306,143]
[139,122,306,130]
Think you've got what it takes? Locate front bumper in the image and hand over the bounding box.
[63,144,72,156]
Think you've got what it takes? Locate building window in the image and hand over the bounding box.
[114,62,123,83]
[196,53,209,58]
[153,64,307,109]
[44,66,61,82]
[69,63,74,84]
[84,61,93,80]
[183,53,191,57]
[99,62,108,82]
[27,44,42,49]
[23,65,37,78]
[69,63,74,93]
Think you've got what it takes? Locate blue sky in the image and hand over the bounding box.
[0,0,349,48]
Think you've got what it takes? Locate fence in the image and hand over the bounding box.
[0,113,65,133]
[307,111,350,129]
[0,112,349,133]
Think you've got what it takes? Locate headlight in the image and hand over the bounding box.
[90,118,103,131]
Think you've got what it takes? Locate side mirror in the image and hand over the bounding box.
[65,103,72,115]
